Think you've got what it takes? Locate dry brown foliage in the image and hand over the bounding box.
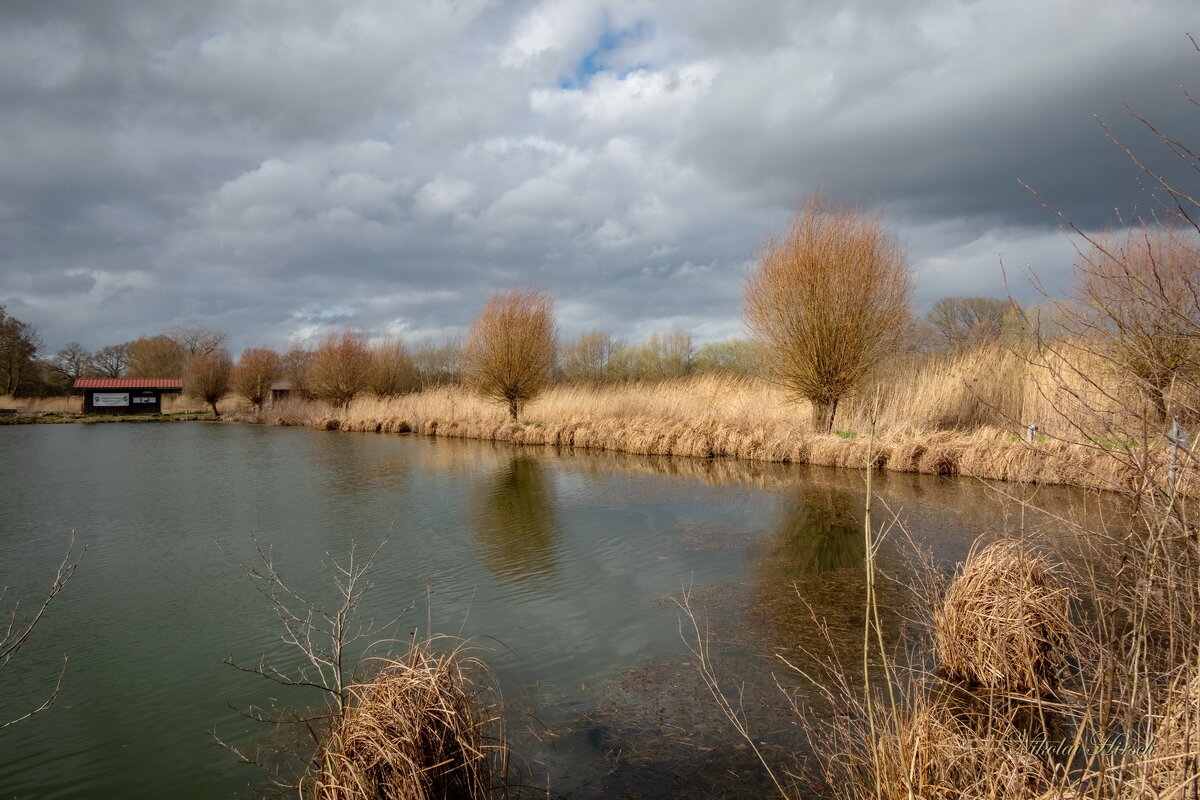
[308,331,372,407]
[1069,227,1200,424]
[184,348,233,417]
[464,289,557,421]
[232,348,282,410]
[934,541,1074,696]
[745,195,912,431]
[308,642,507,800]
[827,689,1062,800]
[368,339,419,398]
[126,334,187,378]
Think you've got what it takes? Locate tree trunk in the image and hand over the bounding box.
[811,398,838,433]
[508,399,519,421]
[209,400,221,418]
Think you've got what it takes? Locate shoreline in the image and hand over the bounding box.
[244,403,1164,496]
[0,412,202,425]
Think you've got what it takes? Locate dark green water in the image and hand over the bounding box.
[0,424,1095,798]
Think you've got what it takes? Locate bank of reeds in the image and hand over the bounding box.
[235,343,1194,494]
[756,522,1199,800]
[308,641,508,800]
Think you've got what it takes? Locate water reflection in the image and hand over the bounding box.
[767,485,866,576]
[470,457,561,587]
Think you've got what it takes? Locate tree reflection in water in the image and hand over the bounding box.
[470,457,561,587]
[767,485,865,577]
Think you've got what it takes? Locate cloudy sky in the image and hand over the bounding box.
[2,0,1198,355]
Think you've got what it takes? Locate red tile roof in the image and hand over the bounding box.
[74,378,183,389]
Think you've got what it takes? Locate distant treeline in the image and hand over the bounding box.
[1,294,1049,400]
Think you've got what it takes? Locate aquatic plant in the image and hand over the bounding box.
[308,642,508,800]
[934,541,1073,696]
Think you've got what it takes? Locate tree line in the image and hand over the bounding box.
[1,292,1040,401]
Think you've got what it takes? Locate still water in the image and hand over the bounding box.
[0,423,1094,798]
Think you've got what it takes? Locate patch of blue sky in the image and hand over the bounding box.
[559,17,655,89]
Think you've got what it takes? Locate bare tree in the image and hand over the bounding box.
[92,343,131,378]
[465,289,557,421]
[1068,227,1200,423]
[0,305,40,395]
[48,343,95,387]
[307,331,371,407]
[232,348,282,411]
[164,325,228,358]
[281,346,313,399]
[657,328,694,379]
[184,349,233,417]
[2,534,83,731]
[126,335,187,378]
[217,538,412,787]
[368,339,420,397]
[561,330,618,383]
[693,339,763,376]
[744,196,912,432]
[925,296,1014,352]
[411,336,465,387]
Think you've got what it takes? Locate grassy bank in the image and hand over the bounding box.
[235,345,1194,495]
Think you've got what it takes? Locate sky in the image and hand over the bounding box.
[2,0,1199,356]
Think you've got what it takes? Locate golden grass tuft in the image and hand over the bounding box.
[835,690,1061,800]
[935,542,1074,696]
[309,642,507,800]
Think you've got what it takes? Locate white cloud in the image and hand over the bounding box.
[1,0,1198,353]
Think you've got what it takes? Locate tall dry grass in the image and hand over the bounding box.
[237,342,1194,494]
[308,641,508,800]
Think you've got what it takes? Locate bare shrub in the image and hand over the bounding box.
[367,339,419,397]
[308,331,372,407]
[465,289,557,421]
[232,348,282,410]
[221,539,510,798]
[1,534,83,730]
[184,349,232,417]
[1068,227,1200,425]
[1135,674,1200,800]
[744,195,912,432]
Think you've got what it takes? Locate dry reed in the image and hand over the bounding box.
[1135,674,1200,800]
[308,640,507,800]
[232,348,1190,494]
[826,687,1063,800]
[934,541,1073,696]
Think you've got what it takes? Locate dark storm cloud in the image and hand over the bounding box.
[1,0,1198,355]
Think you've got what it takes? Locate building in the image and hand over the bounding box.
[74,378,183,414]
[269,380,292,404]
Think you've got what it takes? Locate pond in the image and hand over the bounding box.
[0,423,1100,798]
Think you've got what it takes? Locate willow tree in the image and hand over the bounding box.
[232,348,282,410]
[465,289,557,421]
[184,349,233,417]
[744,197,912,432]
[307,331,371,407]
